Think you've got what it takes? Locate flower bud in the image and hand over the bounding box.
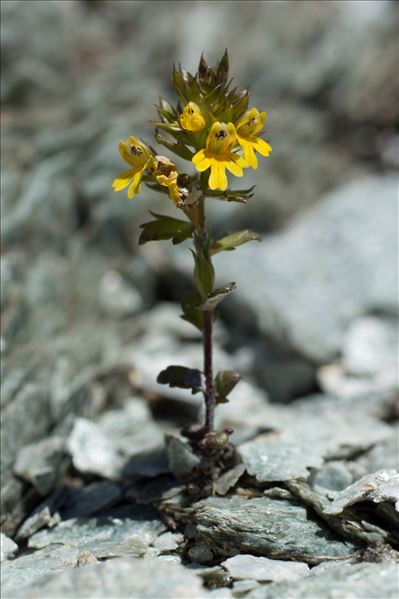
[179,102,206,132]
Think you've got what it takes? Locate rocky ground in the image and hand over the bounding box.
[1,1,398,598]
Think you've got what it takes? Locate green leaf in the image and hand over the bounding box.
[215,370,241,403]
[154,129,194,161]
[205,186,255,204]
[201,282,236,311]
[139,212,193,245]
[157,365,202,394]
[192,250,214,298]
[180,290,203,331]
[210,230,261,255]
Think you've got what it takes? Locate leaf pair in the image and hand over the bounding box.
[157,365,241,403]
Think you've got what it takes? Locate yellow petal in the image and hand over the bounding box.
[112,169,136,191]
[253,137,272,157]
[244,143,258,169]
[192,149,206,165]
[209,161,228,191]
[225,159,243,177]
[127,171,142,199]
[192,149,211,172]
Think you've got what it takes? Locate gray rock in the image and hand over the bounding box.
[286,479,391,545]
[214,464,246,496]
[343,316,398,378]
[188,542,215,564]
[165,435,201,480]
[213,176,398,365]
[222,555,309,582]
[238,440,324,482]
[153,531,184,553]
[250,561,399,599]
[0,533,18,561]
[16,507,60,540]
[97,398,165,457]
[67,418,124,479]
[183,496,356,563]
[232,579,261,598]
[1,545,79,594]
[14,435,67,495]
[98,270,142,317]
[310,461,355,492]
[59,481,123,520]
[5,557,209,598]
[324,470,399,514]
[28,515,163,558]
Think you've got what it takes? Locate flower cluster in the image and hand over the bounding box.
[113,51,272,206]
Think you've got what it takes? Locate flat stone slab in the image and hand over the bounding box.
[222,554,310,582]
[238,440,324,482]
[250,561,399,599]
[67,418,124,479]
[4,557,208,598]
[324,469,399,514]
[0,533,18,561]
[1,545,79,594]
[185,496,356,563]
[28,515,164,558]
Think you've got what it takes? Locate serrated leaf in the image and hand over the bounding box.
[215,370,241,403]
[139,212,193,245]
[210,230,261,255]
[201,282,236,310]
[157,365,202,394]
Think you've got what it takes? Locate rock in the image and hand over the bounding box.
[286,479,391,546]
[14,435,67,495]
[213,176,397,366]
[222,555,309,582]
[98,270,142,317]
[0,533,18,561]
[183,496,356,563]
[310,461,355,492]
[67,417,124,479]
[5,557,209,598]
[250,561,399,599]
[188,542,214,564]
[324,470,399,515]
[28,514,164,559]
[1,545,79,594]
[165,435,201,480]
[214,464,246,496]
[97,398,165,457]
[343,316,398,378]
[153,531,184,553]
[16,507,60,540]
[238,440,324,482]
[59,481,123,520]
[232,579,260,597]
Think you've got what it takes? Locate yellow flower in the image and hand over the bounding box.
[236,108,272,169]
[192,122,245,191]
[112,136,154,199]
[153,156,181,206]
[179,102,206,132]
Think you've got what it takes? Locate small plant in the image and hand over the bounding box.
[113,51,271,485]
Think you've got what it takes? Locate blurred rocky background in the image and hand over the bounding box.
[1,1,398,597]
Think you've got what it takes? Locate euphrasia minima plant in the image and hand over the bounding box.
[113,52,271,474]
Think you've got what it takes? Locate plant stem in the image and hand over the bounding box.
[189,192,216,435]
[203,308,215,433]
